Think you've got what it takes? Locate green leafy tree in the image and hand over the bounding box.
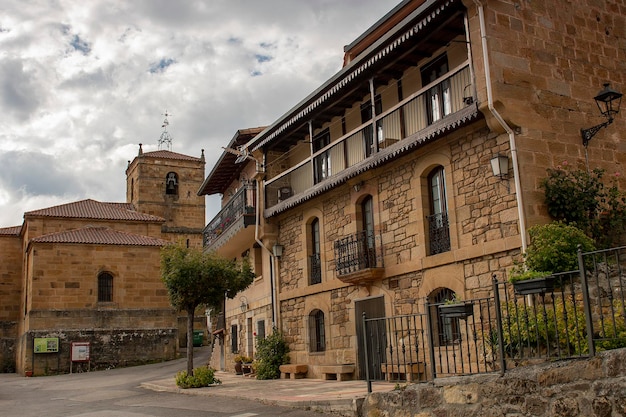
[161,242,254,375]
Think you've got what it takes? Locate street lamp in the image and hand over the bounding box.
[581,83,622,147]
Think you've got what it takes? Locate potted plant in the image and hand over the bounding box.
[438,295,474,318]
[233,355,252,375]
[509,269,555,295]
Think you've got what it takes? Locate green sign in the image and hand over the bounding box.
[34,337,59,353]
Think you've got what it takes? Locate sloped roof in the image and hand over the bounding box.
[30,226,168,246]
[0,226,22,236]
[141,150,203,162]
[24,199,165,222]
[197,127,266,196]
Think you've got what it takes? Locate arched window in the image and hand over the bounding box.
[427,166,450,255]
[309,218,322,285]
[98,272,113,302]
[165,172,178,195]
[308,309,326,352]
[430,288,460,346]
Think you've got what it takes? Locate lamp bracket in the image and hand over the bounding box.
[581,119,612,147]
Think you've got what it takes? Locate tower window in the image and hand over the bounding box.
[166,172,178,195]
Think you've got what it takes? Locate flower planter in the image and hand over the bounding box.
[439,302,474,319]
[513,275,556,295]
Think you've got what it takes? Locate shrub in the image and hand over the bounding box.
[501,299,588,356]
[175,366,221,388]
[524,223,595,273]
[254,328,289,380]
[541,163,626,247]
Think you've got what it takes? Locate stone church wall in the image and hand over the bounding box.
[21,326,177,376]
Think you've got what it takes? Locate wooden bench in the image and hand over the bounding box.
[279,364,308,379]
[319,364,355,381]
[381,362,425,382]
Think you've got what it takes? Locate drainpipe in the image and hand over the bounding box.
[254,153,279,329]
[474,0,527,253]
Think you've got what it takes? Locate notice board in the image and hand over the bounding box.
[71,342,90,362]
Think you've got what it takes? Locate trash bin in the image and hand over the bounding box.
[192,330,204,347]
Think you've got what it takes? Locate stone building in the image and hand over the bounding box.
[201,0,625,379]
[0,141,205,375]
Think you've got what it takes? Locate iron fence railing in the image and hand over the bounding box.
[360,246,626,391]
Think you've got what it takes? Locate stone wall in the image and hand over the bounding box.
[360,348,626,417]
[21,327,177,376]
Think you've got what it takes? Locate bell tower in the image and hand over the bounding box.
[125,113,206,248]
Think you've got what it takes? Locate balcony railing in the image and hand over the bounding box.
[309,253,322,285]
[265,63,472,210]
[334,231,384,284]
[426,212,450,255]
[203,182,256,248]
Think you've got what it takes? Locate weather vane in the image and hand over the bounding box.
[158,110,173,151]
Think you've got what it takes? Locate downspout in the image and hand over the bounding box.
[254,153,279,329]
[474,0,527,253]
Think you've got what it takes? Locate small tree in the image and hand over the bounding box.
[161,242,254,375]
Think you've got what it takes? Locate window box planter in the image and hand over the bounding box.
[439,302,474,319]
[513,275,556,295]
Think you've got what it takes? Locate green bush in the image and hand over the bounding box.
[175,366,221,388]
[541,163,626,247]
[255,328,289,380]
[524,223,595,273]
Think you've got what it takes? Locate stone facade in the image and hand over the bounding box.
[0,147,205,375]
[239,0,625,381]
[199,0,625,382]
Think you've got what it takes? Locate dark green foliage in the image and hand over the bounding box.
[523,223,595,274]
[176,366,221,388]
[541,163,626,248]
[254,329,289,380]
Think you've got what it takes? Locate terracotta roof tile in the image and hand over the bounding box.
[24,199,165,222]
[0,226,22,236]
[31,226,169,246]
[142,150,203,162]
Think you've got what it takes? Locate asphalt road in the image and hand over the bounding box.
[0,348,332,417]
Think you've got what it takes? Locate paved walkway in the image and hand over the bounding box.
[141,370,397,416]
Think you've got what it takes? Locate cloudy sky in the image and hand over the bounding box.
[0,0,400,227]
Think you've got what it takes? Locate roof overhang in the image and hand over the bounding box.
[248,0,465,153]
[197,127,266,196]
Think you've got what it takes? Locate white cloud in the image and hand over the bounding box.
[0,0,400,227]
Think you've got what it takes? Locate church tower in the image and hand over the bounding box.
[125,113,206,248]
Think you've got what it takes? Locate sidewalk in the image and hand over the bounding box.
[141,370,397,416]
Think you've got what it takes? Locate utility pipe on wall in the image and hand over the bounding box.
[473,0,527,253]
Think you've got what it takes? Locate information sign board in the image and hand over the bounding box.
[34,337,59,353]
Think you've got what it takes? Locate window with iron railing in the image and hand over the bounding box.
[427,212,451,255]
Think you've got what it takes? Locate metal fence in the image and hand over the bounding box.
[361,246,626,391]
